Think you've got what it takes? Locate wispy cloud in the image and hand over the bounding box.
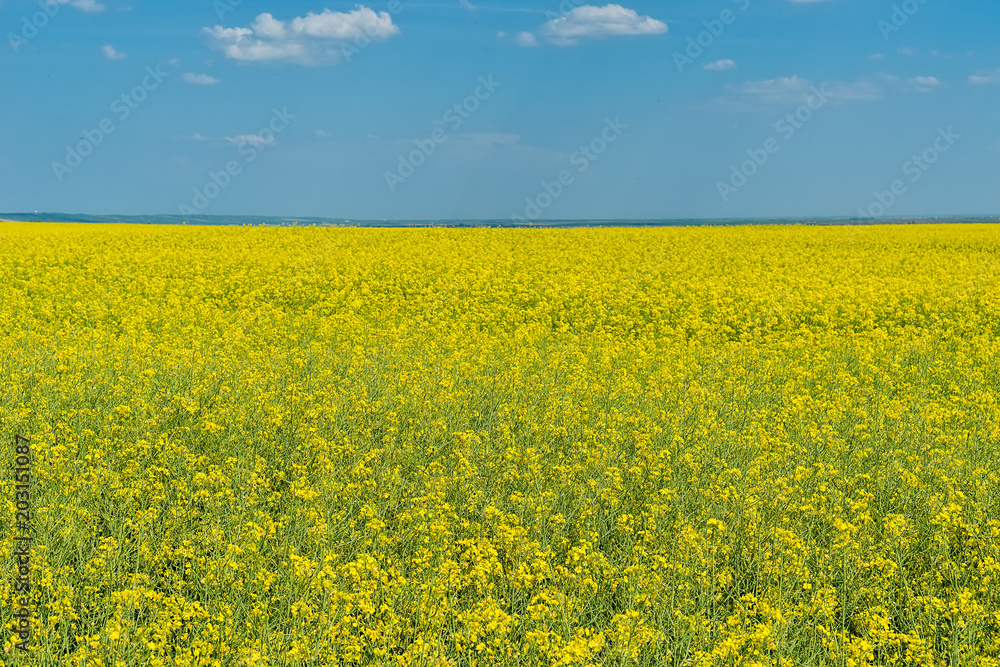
[101,44,127,60]
[718,72,943,110]
[52,0,105,12]
[879,73,942,93]
[453,132,522,148]
[728,76,871,107]
[969,68,1000,85]
[183,73,221,86]
[224,133,276,148]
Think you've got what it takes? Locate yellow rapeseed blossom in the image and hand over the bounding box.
[1,222,999,665]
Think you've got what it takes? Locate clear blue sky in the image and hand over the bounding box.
[2,0,998,220]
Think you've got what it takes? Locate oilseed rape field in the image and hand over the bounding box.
[2,222,1000,667]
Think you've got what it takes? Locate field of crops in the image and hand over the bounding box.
[1,222,999,666]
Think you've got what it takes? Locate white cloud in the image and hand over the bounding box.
[530,4,667,46]
[498,30,539,47]
[224,134,276,148]
[204,6,400,65]
[969,68,1000,85]
[514,31,538,47]
[704,59,736,72]
[880,74,941,93]
[183,72,221,85]
[101,44,126,60]
[50,0,105,12]
[911,75,940,90]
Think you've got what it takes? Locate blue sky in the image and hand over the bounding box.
[1,0,998,220]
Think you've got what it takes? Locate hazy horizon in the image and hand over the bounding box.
[4,213,1000,228]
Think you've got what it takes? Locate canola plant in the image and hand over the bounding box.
[1,223,998,666]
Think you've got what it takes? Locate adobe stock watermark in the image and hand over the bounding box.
[673,0,751,73]
[213,0,243,21]
[541,0,589,21]
[511,117,628,222]
[178,107,295,215]
[717,84,830,202]
[12,435,32,652]
[857,126,959,219]
[878,0,931,41]
[52,66,170,183]
[383,75,501,193]
[7,0,63,54]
